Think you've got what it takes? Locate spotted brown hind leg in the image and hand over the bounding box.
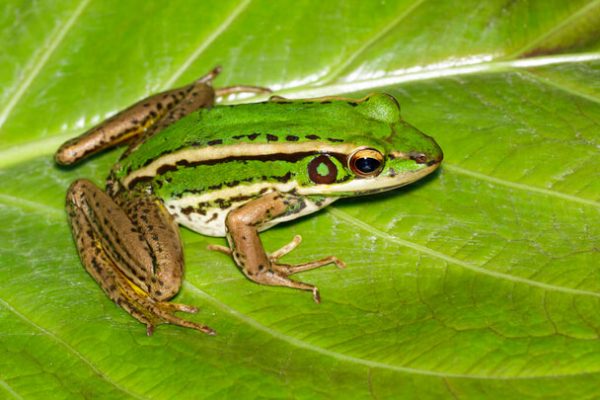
[55,68,221,166]
[65,179,214,335]
[222,192,345,302]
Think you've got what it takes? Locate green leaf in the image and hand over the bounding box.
[1,1,599,398]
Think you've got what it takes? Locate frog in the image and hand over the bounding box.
[55,66,443,335]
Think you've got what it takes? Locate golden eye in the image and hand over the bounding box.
[349,148,384,177]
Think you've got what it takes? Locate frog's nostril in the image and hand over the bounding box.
[410,152,428,164]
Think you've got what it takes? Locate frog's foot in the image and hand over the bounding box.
[216,85,272,98]
[197,65,223,83]
[116,279,215,336]
[197,66,271,96]
[208,235,346,270]
[209,235,345,303]
[266,255,345,304]
[267,235,346,270]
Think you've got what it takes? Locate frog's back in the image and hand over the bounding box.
[113,95,400,236]
[116,95,398,179]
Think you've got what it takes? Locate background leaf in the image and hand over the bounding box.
[1,1,599,398]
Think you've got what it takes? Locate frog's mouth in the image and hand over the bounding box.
[298,161,441,196]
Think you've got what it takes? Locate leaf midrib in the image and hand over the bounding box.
[0,0,91,130]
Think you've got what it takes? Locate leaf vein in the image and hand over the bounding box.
[521,70,600,105]
[163,0,253,88]
[327,208,600,298]
[0,0,91,130]
[508,0,600,59]
[320,0,428,85]
[0,379,23,400]
[184,282,600,380]
[443,163,599,207]
[0,297,147,400]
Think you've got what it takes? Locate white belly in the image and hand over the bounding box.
[164,182,337,237]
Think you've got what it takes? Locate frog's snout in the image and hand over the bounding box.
[408,141,443,168]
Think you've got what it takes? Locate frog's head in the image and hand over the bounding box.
[297,93,443,197]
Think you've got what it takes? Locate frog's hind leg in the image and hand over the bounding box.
[55,73,218,166]
[66,179,214,335]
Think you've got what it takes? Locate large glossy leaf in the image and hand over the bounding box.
[1,1,599,398]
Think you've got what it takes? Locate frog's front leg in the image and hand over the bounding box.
[66,179,214,335]
[223,192,345,302]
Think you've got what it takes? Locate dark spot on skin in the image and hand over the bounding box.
[156,103,163,110]
[248,133,259,140]
[266,134,278,142]
[156,164,178,174]
[207,139,223,146]
[143,103,150,108]
[182,206,194,215]
[155,290,162,296]
[305,134,320,140]
[273,172,292,183]
[258,264,264,271]
[207,213,218,223]
[347,101,358,107]
[328,138,344,143]
[286,135,299,141]
[320,101,332,104]
[91,259,102,273]
[127,175,153,190]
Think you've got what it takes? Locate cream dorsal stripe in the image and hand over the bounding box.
[123,142,359,187]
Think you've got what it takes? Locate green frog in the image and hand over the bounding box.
[55,66,443,335]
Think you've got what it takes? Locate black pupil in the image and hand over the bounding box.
[355,157,380,173]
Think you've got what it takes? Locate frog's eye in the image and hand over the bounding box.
[349,148,384,177]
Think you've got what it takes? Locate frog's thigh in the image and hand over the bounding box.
[115,193,185,300]
[65,180,163,325]
[66,180,154,288]
[66,179,183,300]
